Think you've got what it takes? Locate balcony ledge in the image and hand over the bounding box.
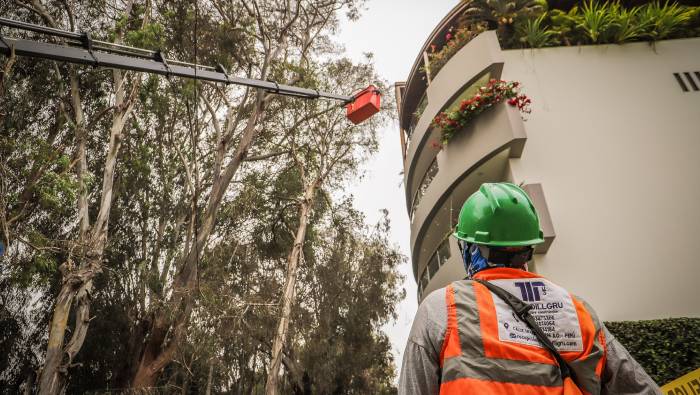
[410,102,527,279]
[403,31,505,214]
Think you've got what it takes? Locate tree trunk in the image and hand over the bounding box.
[37,277,75,395]
[131,311,176,388]
[205,361,214,395]
[131,92,267,389]
[265,182,317,395]
[21,370,35,395]
[37,261,99,395]
[38,67,134,395]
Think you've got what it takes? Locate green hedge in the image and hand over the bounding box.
[605,318,700,385]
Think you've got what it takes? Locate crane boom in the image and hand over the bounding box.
[0,17,355,103]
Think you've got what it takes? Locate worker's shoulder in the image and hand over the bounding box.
[412,285,452,328]
[570,293,603,321]
[417,279,475,316]
[408,286,450,350]
[418,286,446,314]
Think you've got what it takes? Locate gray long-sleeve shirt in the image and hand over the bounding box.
[398,286,661,395]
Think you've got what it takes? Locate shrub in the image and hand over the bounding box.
[578,0,619,43]
[518,13,559,47]
[605,318,700,385]
[612,4,651,42]
[640,1,696,40]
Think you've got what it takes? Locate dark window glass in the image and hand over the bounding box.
[410,158,439,221]
[428,253,439,278]
[438,238,451,266]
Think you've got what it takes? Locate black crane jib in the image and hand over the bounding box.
[0,17,355,104]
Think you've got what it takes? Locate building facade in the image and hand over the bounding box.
[396,3,700,321]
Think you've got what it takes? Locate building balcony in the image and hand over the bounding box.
[403,30,504,215]
[410,102,527,283]
[397,0,700,314]
[397,2,470,138]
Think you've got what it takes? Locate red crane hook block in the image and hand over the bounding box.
[346,85,381,124]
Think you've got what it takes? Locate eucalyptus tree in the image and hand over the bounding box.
[297,205,404,394]
[1,1,155,393]
[1,0,407,393]
[262,56,392,395]
[129,0,370,388]
[157,171,404,394]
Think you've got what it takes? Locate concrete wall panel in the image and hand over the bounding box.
[503,38,700,320]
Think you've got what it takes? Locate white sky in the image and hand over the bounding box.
[337,0,457,379]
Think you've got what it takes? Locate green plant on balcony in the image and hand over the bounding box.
[546,7,581,45]
[569,1,698,44]
[610,5,650,42]
[578,0,619,43]
[640,1,696,40]
[517,13,559,47]
[461,0,545,43]
[412,93,429,124]
[424,0,700,68]
[422,23,487,78]
[432,79,531,145]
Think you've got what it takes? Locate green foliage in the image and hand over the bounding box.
[612,5,649,42]
[432,0,700,58]
[125,22,166,49]
[36,170,79,213]
[641,1,695,40]
[691,8,700,35]
[463,0,544,32]
[605,318,700,385]
[1,1,400,393]
[545,7,578,44]
[578,0,619,43]
[517,14,559,47]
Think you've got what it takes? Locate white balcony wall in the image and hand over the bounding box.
[502,38,700,321]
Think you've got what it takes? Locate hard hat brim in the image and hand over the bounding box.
[452,231,544,246]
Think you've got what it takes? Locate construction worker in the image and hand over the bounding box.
[398,182,660,394]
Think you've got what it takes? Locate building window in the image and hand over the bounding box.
[410,158,439,222]
[417,236,453,299]
[438,237,451,266]
[428,253,439,278]
[408,92,429,136]
[420,269,429,293]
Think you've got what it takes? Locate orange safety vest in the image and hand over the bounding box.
[439,268,607,394]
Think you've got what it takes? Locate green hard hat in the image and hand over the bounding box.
[454,182,544,246]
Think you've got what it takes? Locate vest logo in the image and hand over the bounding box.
[514,281,547,302]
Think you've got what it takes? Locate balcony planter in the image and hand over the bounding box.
[410,102,527,276]
[432,79,531,145]
[423,23,489,79]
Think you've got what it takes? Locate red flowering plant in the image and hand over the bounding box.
[432,79,531,145]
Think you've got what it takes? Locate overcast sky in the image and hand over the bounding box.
[336,0,456,378]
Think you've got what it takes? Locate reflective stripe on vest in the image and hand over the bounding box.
[439,268,607,395]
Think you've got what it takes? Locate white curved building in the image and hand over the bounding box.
[395,3,700,321]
